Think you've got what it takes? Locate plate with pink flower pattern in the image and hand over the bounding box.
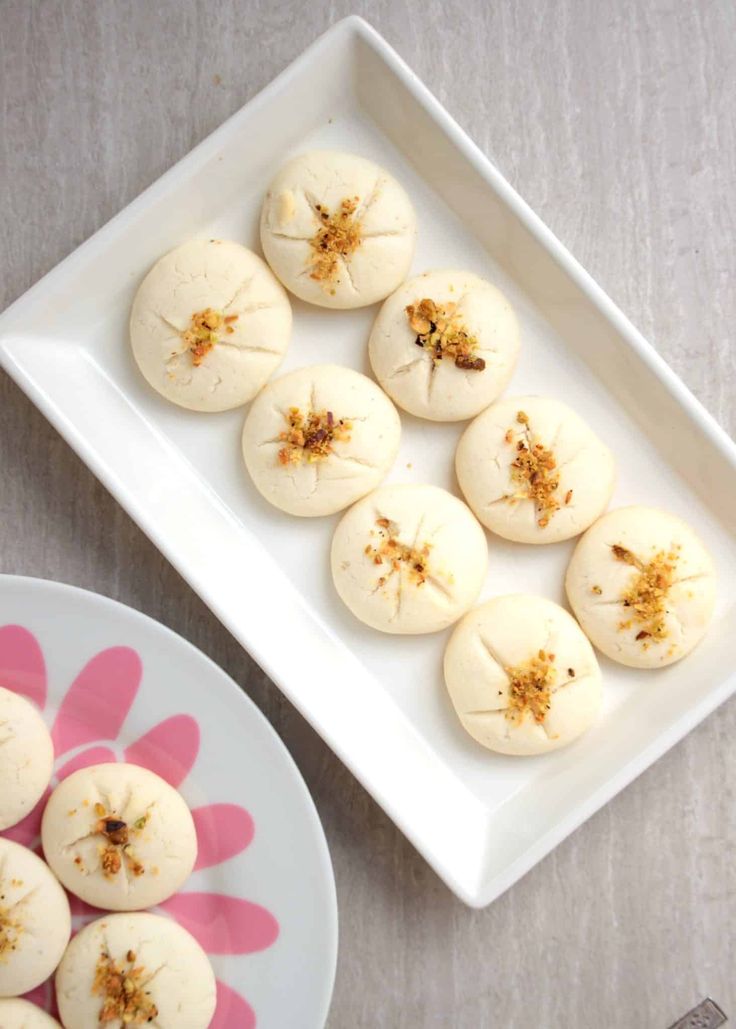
[0,574,338,1028]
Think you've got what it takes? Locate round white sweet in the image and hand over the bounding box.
[0,1000,62,1027]
[444,595,603,756]
[41,763,197,911]
[55,913,216,1029]
[330,484,488,634]
[0,687,53,831]
[0,838,71,997]
[369,269,520,421]
[565,506,716,668]
[130,239,292,412]
[456,395,616,544]
[242,364,401,517]
[260,150,416,309]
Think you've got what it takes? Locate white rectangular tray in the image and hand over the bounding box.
[2,16,736,908]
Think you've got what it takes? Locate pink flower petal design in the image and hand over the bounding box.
[192,804,255,871]
[57,746,118,780]
[1,752,116,847]
[0,625,47,708]
[159,892,279,955]
[52,647,141,756]
[22,978,59,1017]
[1,787,50,846]
[21,983,47,1006]
[124,714,199,787]
[0,629,281,1025]
[211,980,256,1029]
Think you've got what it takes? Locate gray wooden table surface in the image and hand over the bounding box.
[2,2,734,1027]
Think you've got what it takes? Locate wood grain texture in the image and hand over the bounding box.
[1,1,735,1026]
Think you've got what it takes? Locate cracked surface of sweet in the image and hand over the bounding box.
[131,240,291,411]
[444,593,604,755]
[0,839,72,998]
[331,484,487,634]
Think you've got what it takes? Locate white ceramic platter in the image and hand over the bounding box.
[1,17,735,908]
[0,575,337,1028]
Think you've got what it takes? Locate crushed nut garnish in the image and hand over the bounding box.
[0,904,22,961]
[505,650,557,724]
[365,518,432,587]
[406,298,486,371]
[93,951,158,1025]
[277,407,352,465]
[611,544,677,644]
[507,411,561,526]
[100,846,121,877]
[97,817,129,847]
[87,805,150,878]
[308,197,362,284]
[567,667,575,677]
[565,489,573,505]
[591,584,603,595]
[181,308,239,366]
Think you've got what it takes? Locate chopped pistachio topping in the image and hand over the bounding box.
[93,951,159,1024]
[0,905,22,962]
[505,649,557,724]
[612,544,678,644]
[277,407,352,465]
[406,298,486,371]
[365,518,431,588]
[309,197,362,284]
[181,308,239,366]
[97,817,129,846]
[88,805,149,879]
[505,410,561,527]
[100,845,122,876]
